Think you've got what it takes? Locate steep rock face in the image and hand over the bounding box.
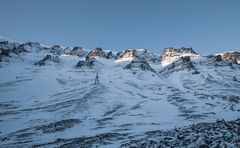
[222,52,240,63]
[124,59,156,73]
[87,47,107,58]
[161,47,198,66]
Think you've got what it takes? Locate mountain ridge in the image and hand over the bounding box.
[0,37,240,147]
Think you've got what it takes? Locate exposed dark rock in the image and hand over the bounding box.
[0,48,10,56]
[106,51,113,59]
[116,49,136,59]
[64,46,87,57]
[116,49,159,62]
[121,118,240,147]
[11,45,28,55]
[228,96,240,103]
[233,76,237,81]
[214,55,222,61]
[181,56,191,63]
[36,119,81,133]
[87,47,107,58]
[34,54,52,66]
[161,56,200,75]
[0,41,9,45]
[24,42,40,47]
[179,47,197,54]
[124,59,156,72]
[76,60,94,68]
[50,45,63,55]
[161,47,197,60]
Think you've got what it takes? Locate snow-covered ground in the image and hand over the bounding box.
[0,38,240,147]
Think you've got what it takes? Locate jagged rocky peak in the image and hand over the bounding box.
[162,47,197,58]
[124,59,156,73]
[206,52,240,67]
[179,47,197,54]
[116,48,137,59]
[116,48,159,63]
[64,46,87,57]
[0,40,20,50]
[0,41,32,60]
[161,47,198,66]
[161,56,200,75]
[86,47,107,58]
[50,45,63,55]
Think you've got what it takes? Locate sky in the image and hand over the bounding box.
[0,0,240,54]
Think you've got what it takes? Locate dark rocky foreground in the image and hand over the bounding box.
[121,118,240,148]
[5,118,237,147]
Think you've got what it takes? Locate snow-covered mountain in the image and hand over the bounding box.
[0,37,240,147]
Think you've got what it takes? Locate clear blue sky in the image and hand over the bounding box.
[0,0,239,54]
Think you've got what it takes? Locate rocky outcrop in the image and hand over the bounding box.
[86,48,107,58]
[106,51,114,59]
[76,60,94,68]
[161,56,200,75]
[0,48,10,57]
[116,48,159,63]
[214,55,222,61]
[50,45,63,55]
[34,54,60,66]
[205,52,239,67]
[222,52,240,63]
[76,56,96,68]
[34,54,52,66]
[161,47,198,66]
[116,49,137,59]
[124,59,156,73]
[64,46,87,57]
[0,41,29,61]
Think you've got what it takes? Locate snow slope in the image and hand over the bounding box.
[0,38,240,147]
